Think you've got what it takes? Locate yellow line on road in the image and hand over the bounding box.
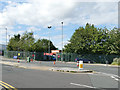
[0,81,18,90]
[0,82,12,90]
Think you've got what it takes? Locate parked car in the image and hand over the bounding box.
[75,58,94,63]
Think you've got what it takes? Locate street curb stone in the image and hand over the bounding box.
[50,67,93,73]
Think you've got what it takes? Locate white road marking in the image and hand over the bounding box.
[96,72,120,81]
[111,76,120,81]
[70,83,97,88]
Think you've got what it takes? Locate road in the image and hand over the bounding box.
[3,58,119,75]
[0,57,120,89]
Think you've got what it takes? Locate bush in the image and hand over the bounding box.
[112,58,120,65]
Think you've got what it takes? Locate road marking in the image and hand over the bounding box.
[111,76,120,81]
[96,72,120,81]
[0,81,17,90]
[70,83,97,88]
[0,82,12,90]
[97,72,120,78]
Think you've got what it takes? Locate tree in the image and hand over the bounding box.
[7,31,57,52]
[7,34,21,51]
[33,39,57,52]
[64,23,120,55]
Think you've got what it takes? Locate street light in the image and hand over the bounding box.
[61,22,63,62]
[5,28,7,46]
[8,35,10,41]
[48,26,52,60]
[0,26,7,46]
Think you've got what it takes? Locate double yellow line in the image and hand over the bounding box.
[0,81,17,90]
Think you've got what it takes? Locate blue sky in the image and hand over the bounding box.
[0,0,118,49]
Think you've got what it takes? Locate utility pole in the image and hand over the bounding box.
[5,28,7,46]
[61,22,63,62]
[48,26,52,60]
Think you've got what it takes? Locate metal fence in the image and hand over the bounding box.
[4,51,53,61]
[4,50,120,64]
[56,53,120,64]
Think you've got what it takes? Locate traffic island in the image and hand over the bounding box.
[50,67,93,73]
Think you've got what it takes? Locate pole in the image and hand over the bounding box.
[61,22,63,62]
[5,28,7,46]
[8,35,10,41]
[48,26,52,60]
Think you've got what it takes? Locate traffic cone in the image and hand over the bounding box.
[77,61,79,67]
[53,61,55,65]
[31,59,33,62]
[18,58,20,63]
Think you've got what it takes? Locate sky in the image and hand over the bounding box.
[0,0,119,50]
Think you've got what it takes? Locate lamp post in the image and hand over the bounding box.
[5,28,7,46]
[61,22,63,62]
[8,35,10,41]
[0,26,7,46]
[48,26,52,60]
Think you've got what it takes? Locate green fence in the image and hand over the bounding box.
[56,53,120,64]
[4,51,54,61]
[4,51,120,64]
[56,53,78,62]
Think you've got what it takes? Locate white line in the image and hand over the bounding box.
[70,83,96,88]
[111,76,120,81]
[97,72,120,78]
[96,72,120,82]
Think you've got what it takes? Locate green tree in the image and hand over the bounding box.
[7,34,21,51]
[7,32,57,52]
[33,39,57,52]
[64,23,120,55]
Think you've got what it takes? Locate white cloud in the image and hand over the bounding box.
[27,26,41,32]
[0,0,118,27]
[51,35,67,41]
[54,40,69,50]
[0,0,118,48]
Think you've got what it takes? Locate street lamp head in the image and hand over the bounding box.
[48,26,52,29]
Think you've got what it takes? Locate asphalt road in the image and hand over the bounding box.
[1,63,119,89]
[2,58,119,75]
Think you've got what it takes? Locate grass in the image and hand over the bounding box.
[69,71,77,73]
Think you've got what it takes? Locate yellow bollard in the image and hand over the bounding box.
[79,61,83,70]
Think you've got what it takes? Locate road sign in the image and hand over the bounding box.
[18,53,20,56]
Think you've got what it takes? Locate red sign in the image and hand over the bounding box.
[44,53,53,55]
[32,54,34,57]
[58,55,60,58]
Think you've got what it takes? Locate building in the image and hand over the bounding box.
[44,50,61,56]
[0,44,6,50]
[0,44,6,56]
[51,50,61,55]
